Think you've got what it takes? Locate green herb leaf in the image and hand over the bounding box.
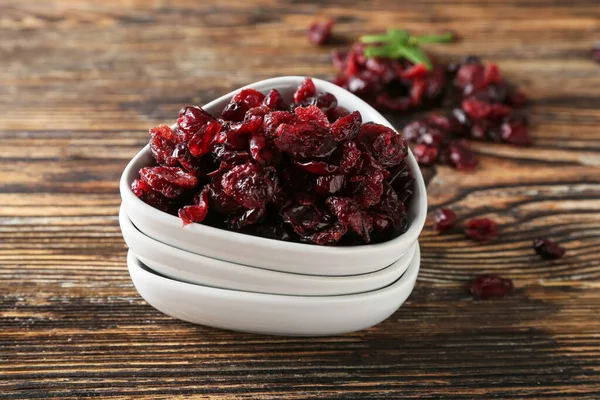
[361,28,453,70]
[411,32,454,44]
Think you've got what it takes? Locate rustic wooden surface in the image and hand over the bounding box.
[1,0,600,398]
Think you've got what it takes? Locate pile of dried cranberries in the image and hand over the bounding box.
[132,78,415,246]
[331,45,531,170]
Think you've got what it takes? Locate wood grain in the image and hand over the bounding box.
[1,0,600,398]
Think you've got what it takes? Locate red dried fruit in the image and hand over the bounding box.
[307,18,335,45]
[302,92,338,114]
[139,166,197,199]
[373,182,407,235]
[280,194,328,236]
[262,89,287,110]
[448,140,478,171]
[263,111,298,139]
[294,160,339,175]
[326,196,373,243]
[337,141,364,174]
[274,121,337,159]
[134,78,414,246]
[433,208,457,232]
[533,238,566,260]
[467,275,513,299]
[465,218,499,242]
[232,88,266,107]
[178,187,209,226]
[206,184,245,215]
[314,174,345,196]
[228,208,266,231]
[149,125,178,166]
[131,178,169,212]
[295,105,330,127]
[177,106,215,140]
[330,111,362,141]
[358,123,406,167]
[501,115,532,146]
[327,106,351,122]
[305,223,347,245]
[293,78,317,104]
[221,162,279,209]
[413,144,439,165]
[350,169,384,208]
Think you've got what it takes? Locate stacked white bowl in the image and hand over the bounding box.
[119,77,427,336]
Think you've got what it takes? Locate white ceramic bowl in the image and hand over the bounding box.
[127,243,420,336]
[120,76,427,276]
[120,205,417,296]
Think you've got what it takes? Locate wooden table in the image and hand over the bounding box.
[2,1,600,398]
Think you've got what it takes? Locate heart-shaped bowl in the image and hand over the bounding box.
[127,243,420,336]
[120,205,417,296]
[120,76,427,276]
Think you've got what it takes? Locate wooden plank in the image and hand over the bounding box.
[1,0,599,398]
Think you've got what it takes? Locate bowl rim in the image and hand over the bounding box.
[120,76,427,256]
[128,242,420,302]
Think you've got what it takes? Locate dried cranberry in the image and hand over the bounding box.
[221,89,266,122]
[413,144,439,165]
[294,160,339,175]
[467,275,513,299]
[327,106,350,122]
[149,125,178,166]
[533,238,566,260]
[337,141,364,174]
[314,175,345,196]
[249,132,277,165]
[387,160,414,204]
[295,105,330,127]
[177,106,215,141]
[501,115,532,146]
[307,18,335,45]
[349,169,384,208]
[280,194,327,236]
[299,92,339,115]
[131,178,169,212]
[330,111,362,141]
[465,218,499,242]
[263,111,298,139]
[228,208,266,231]
[221,162,279,209]
[433,208,457,232]
[262,89,287,110]
[448,140,478,171]
[358,123,406,167]
[372,182,407,236]
[305,223,347,245]
[139,166,197,199]
[188,120,221,157]
[206,184,245,215]
[293,78,317,104]
[178,187,209,226]
[274,121,337,159]
[326,196,373,243]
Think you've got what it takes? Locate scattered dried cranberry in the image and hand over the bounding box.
[307,18,335,46]
[467,275,513,299]
[132,78,414,246]
[331,43,447,111]
[433,208,457,232]
[533,238,566,260]
[465,218,499,242]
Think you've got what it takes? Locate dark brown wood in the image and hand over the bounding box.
[1,0,600,398]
